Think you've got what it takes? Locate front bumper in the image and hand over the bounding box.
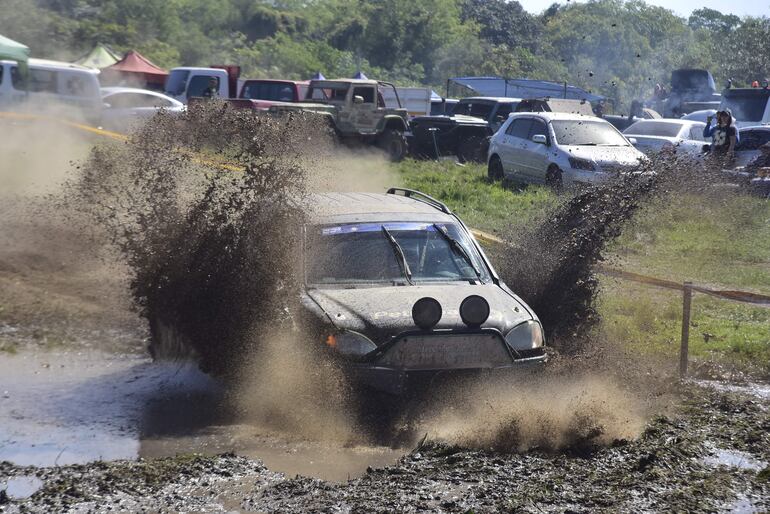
[345,328,547,395]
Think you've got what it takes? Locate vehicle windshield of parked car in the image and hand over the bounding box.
[306,222,488,285]
[722,93,768,123]
[624,121,684,138]
[552,120,630,146]
[452,101,494,119]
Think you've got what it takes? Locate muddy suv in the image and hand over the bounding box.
[409,97,521,162]
[268,79,409,161]
[302,188,546,395]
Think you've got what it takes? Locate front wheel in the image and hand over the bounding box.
[546,165,564,193]
[488,156,504,181]
[378,129,407,162]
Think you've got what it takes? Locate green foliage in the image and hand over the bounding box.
[1,0,768,106]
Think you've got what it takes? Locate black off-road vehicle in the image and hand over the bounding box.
[408,97,520,162]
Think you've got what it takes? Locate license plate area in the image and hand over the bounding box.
[376,333,512,370]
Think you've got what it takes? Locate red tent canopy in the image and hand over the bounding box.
[102,50,168,88]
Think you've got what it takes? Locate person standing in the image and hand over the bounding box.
[703,110,737,161]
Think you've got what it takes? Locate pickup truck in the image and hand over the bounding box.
[409,97,521,162]
[164,65,241,104]
[720,88,770,128]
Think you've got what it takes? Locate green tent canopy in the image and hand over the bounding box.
[75,44,120,69]
[0,33,29,77]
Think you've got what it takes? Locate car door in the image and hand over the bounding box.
[101,93,135,130]
[499,118,533,179]
[350,86,378,134]
[524,118,551,181]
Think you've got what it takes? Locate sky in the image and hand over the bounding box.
[517,0,770,18]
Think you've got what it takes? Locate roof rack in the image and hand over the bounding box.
[386,188,452,214]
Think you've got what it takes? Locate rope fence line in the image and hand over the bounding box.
[0,111,242,172]
[468,229,770,378]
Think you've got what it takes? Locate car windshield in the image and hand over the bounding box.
[624,121,683,138]
[551,120,629,146]
[722,93,768,123]
[452,101,494,119]
[164,70,189,96]
[306,222,488,285]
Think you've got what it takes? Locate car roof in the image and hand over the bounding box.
[628,119,704,127]
[1,58,99,74]
[510,112,601,122]
[308,192,456,224]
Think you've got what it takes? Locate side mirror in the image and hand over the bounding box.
[353,95,364,105]
[627,137,638,145]
[532,134,547,145]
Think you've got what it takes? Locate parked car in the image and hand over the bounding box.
[487,112,646,188]
[734,126,770,167]
[409,97,521,162]
[300,188,546,394]
[622,119,706,156]
[681,109,717,124]
[100,87,184,131]
[0,58,102,124]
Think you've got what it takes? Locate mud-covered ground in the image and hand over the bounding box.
[1,378,768,513]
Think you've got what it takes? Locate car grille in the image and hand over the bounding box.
[376,333,513,370]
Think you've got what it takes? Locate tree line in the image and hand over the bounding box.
[2,0,768,108]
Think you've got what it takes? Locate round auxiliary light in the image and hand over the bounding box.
[460,295,490,328]
[412,297,443,330]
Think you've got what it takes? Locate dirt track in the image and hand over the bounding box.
[1,363,768,512]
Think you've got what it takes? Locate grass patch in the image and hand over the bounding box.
[394,159,556,233]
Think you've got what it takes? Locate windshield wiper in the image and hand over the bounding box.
[432,224,481,279]
[381,226,413,285]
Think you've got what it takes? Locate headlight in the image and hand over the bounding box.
[504,320,544,350]
[325,331,377,357]
[568,157,596,171]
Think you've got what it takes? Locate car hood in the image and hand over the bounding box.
[563,145,646,167]
[305,283,533,344]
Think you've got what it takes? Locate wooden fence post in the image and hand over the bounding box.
[679,281,693,379]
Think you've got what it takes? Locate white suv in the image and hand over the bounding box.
[487,112,646,188]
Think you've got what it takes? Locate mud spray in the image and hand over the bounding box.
[61,105,740,455]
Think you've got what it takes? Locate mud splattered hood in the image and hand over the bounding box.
[305,283,534,344]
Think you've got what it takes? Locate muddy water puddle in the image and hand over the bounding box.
[0,351,403,482]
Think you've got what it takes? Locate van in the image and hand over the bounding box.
[0,58,102,124]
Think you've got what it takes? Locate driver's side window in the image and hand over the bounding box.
[352,87,375,104]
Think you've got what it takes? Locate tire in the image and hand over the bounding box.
[488,155,504,181]
[378,129,407,162]
[546,165,564,193]
[457,135,486,163]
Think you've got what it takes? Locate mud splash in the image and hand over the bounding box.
[67,103,333,375]
[419,374,646,453]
